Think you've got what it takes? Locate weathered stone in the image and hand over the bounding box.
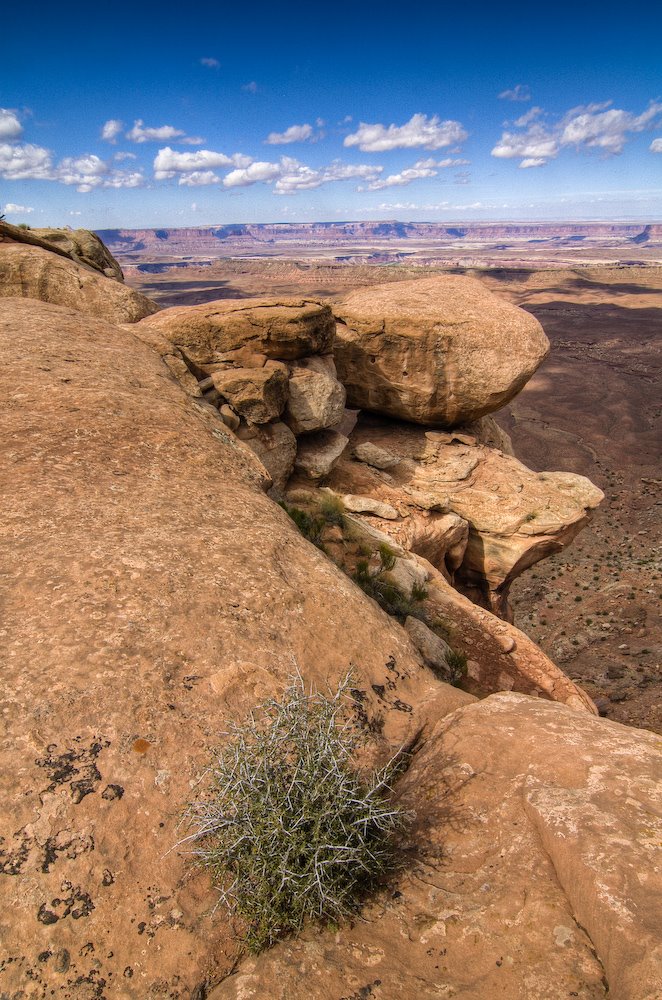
[334,275,549,426]
[353,441,400,469]
[404,616,453,680]
[237,420,297,491]
[133,297,335,365]
[284,357,346,434]
[384,556,428,598]
[211,363,289,424]
[0,243,158,324]
[341,494,399,519]
[294,429,349,481]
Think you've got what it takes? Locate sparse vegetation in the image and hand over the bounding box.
[182,676,406,952]
[278,501,325,547]
[318,493,346,527]
[378,542,397,571]
[445,649,468,685]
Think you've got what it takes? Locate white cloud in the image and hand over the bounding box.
[126,119,186,143]
[179,135,206,146]
[101,119,123,143]
[493,98,662,167]
[0,108,23,140]
[200,57,220,68]
[491,123,559,165]
[242,81,258,93]
[560,100,662,153]
[4,202,33,213]
[153,146,252,179]
[651,138,662,153]
[274,159,382,194]
[499,84,531,102]
[218,156,383,194]
[359,157,469,191]
[223,161,283,187]
[0,142,53,180]
[178,170,220,186]
[344,113,468,152]
[114,151,137,161]
[265,123,314,145]
[0,141,144,191]
[514,107,542,127]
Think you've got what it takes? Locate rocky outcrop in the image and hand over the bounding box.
[209,693,662,1000]
[0,221,124,279]
[134,297,335,363]
[0,242,158,324]
[322,414,603,620]
[0,296,473,998]
[211,362,289,424]
[334,275,549,426]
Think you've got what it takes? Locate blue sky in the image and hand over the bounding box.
[2,1,661,227]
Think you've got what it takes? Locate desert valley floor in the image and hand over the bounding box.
[121,253,661,734]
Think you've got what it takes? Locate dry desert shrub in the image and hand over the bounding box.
[182,675,405,951]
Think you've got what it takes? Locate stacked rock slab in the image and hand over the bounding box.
[333,274,550,427]
[134,297,348,490]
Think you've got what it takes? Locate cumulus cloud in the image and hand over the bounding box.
[492,99,662,167]
[101,119,123,143]
[114,151,137,161]
[0,108,23,140]
[361,156,471,191]
[223,161,284,187]
[514,107,542,127]
[200,57,220,68]
[153,146,252,180]
[0,142,145,191]
[499,84,531,102]
[651,138,662,153]
[177,170,221,186]
[560,100,662,153]
[344,113,468,152]
[4,202,33,213]
[242,81,258,93]
[265,123,314,145]
[492,124,559,166]
[218,156,382,194]
[126,120,187,143]
[0,142,53,180]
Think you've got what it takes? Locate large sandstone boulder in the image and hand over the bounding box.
[334,275,549,426]
[134,297,335,365]
[0,242,158,324]
[0,297,474,998]
[237,420,298,491]
[0,221,124,280]
[210,693,661,1000]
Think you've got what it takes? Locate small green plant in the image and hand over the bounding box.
[411,582,428,602]
[182,676,405,952]
[17,222,31,230]
[445,649,468,686]
[524,511,537,523]
[278,501,325,547]
[318,493,346,527]
[378,542,397,571]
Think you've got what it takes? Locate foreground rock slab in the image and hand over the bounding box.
[210,693,661,1000]
[0,298,472,998]
[334,275,550,426]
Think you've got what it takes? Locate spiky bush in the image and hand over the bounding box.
[183,676,405,952]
